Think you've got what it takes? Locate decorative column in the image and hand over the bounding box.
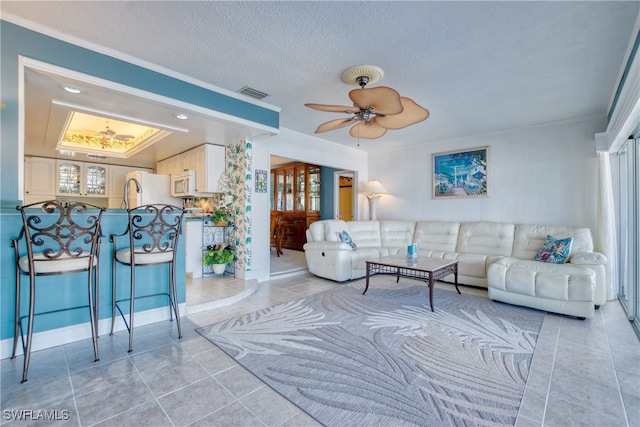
[225,140,253,274]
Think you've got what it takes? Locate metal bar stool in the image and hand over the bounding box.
[110,204,184,352]
[11,199,104,383]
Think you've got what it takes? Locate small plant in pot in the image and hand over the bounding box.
[212,208,229,226]
[203,243,235,274]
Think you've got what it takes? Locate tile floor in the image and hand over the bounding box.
[1,272,639,426]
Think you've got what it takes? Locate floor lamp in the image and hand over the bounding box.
[361,180,388,220]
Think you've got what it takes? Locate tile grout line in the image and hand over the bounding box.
[62,344,82,426]
[541,315,561,426]
[602,305,631,427]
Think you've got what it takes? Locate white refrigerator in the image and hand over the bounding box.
[126,171,182,208]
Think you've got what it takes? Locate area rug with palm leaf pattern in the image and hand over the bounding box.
[196,278,544,426]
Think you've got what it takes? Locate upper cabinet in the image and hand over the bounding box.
[195,144,225,193]
[56,160,108,198]
[157,144,225,193]
[24,157,56,204]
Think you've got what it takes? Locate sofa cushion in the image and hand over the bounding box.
[347,221,382,248]
[324,220,349,242]
[489,258,595,301]
[512,225,593,260]
[457,253,503,278]
[306,221,327,242]
[456,222,515,256]
[535,235,573,264]
[413,221,460,252]
[380,221,415,248]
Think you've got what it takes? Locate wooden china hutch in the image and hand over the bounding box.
[270,163,321,250]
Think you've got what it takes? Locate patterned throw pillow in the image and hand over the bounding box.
[337,230,357,250]
[535,235,573,264]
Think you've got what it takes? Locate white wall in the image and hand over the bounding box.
[368,117,607,232]
[247,128,368,282]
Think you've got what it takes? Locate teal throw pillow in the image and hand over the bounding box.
[337,230,357,250]
[535,235,573,264]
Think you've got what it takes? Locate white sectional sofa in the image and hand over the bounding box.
[303,220,607,319]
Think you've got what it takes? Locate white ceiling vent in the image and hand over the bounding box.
[237,86,269,100]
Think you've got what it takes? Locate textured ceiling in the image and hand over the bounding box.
[2,1,639,156]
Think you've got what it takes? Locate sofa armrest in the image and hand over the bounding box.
[570,252,608,266]
[303,241,354,252]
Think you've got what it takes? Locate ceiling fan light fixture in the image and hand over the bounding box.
[307,64,429,140]
[341,65,384,86]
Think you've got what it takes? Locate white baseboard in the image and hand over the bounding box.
[1,303,186,360]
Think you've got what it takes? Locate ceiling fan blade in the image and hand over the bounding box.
[376,97,430,130]
[305,103,360,114]
[315,117,357,133]
[349,119,388,139]
[349,87,403,115]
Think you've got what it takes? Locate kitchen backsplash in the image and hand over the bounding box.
[183,196,221,213]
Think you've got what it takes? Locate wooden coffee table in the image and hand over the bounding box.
[363,255,460,311]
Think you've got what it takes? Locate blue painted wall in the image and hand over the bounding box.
[321,167,336,220]
[0,21,280,341]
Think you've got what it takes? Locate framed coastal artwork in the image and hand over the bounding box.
[255,169,267,193]
[432,146,489,199]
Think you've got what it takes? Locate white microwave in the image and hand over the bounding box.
[171,170,197,197]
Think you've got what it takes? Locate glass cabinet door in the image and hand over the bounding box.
[85,164,107,196]
[58,162,81,195]
[276,170,284,211]
[308,166,321,213]
[270,171,275,210]
[295,166,305,211]
[285,168,294,211]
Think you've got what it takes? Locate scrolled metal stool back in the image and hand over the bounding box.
[19,199,104,268]
[127,204,183,259]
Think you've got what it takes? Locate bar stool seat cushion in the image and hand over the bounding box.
[116,248,174,265]
[18,253,96,274]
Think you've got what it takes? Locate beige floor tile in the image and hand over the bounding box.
[93,400,172,427]
[158,376,235,426]
[239,386,302,427]
[188,401,263,427]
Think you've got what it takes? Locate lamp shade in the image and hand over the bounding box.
[360,180,388,196]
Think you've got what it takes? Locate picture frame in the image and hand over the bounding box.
[255,169,267,193]
[432,146,489,199]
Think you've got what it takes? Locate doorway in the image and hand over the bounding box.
[334,171,356,221]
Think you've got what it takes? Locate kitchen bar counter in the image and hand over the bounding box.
[0,209,186,358]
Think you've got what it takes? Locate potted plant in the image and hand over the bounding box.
[203,243,235,274]
[212,208,229,226]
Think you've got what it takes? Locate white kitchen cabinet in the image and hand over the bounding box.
[56,160,108,198]
[24,156,56,204]
[157,158,172,175]
[195,144,225,193]
[157,144,225,193]
[182,149,198,174]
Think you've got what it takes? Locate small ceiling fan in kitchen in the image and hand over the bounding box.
[99,122,134,142]
[305,65,430,139]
